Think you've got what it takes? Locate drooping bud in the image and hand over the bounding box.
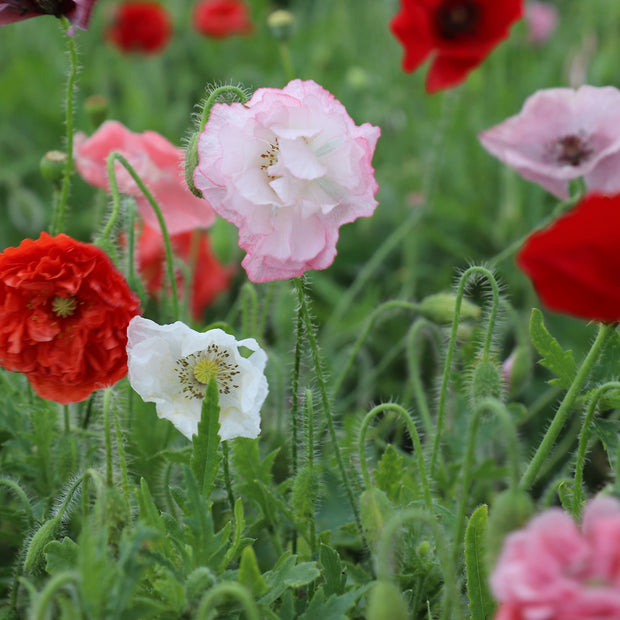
[360,488,394,553]
[267,9,295,41]
[292,465,321,522]
[418,292,481,325]
[184,132,203,199]
[366,580,409,620]
[470,358,504,405]
[24,516,62,574]
[40,150,67,188]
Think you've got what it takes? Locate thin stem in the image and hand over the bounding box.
[293,276,363,539]
[113,408,130,505]
[199,86,249,132]
[519,322,615,491]
[304,389,317,553]
[278,41,295,81]
[291,303,304,480]
[102,388,113,487]
[196,582,259,620]
[31,571,78,620]
[572,381,620,517]
[222,442,236,515]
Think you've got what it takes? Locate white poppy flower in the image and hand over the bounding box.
[126,316,268,441]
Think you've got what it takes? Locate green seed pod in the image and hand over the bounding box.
[417,292,481,325]
[84,95,109,129]
[40,150,67,188]
[366,580,408,620]
[486,489,534,567]
[24,516,61,574]
[360,488,394,553]
[186,566,216,603]
[470,358,504,404]
[184,132,203,199]
[292,465,320,521]
[267,9,295,41]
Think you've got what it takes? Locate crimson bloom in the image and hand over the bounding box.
[0,0,99,33]
[136,221,232,321]
[105,1,171,54]
[390,0,523,93]
[193,0,252,38]
[517,193,620,323]
[0,232,141,404]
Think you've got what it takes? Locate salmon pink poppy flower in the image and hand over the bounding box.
[136,221,232,320]
[390,0,523,93]
[491,496,620,620]
[0,0,99,34]
[0,232,141,404]
[193,0,252,38]
[75,120,215,235]
[517,193,620,323]
[479,86,620,200]
[193,79,380,283]
[105,1,171,54]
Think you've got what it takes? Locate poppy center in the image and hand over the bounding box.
[193,359,220,384]
[52,296,77,318]
[35,0,76,17]
[260,138,280,177]
[436,0,481,39]
[554,134,592,166]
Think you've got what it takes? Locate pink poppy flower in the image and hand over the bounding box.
[478,85,620,200]
[0,0,98,34]
[193,79,380,283]
[525,1,558,45]
[75,120,214,235]
[491,496,620,620]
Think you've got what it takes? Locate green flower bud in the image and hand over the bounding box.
[366,580,408,620]
[470,358,504,404]
[40,150,67,188]
[24,517,61,574]
[267,9,295,41]
[418,292,481,324]
[84,95,109,129]
[186,566,216,603]
[360,488,393,552]
[184,132,203,199]
[292,465,320,521]
[502,346,533,398]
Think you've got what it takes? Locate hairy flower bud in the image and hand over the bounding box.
[24,517,61,574]
[366,580,409,620]
[292,465,320,521]
[360,488,394,552]
[417,292,481,324]
[470,358,504,405]
[184,132,203,199]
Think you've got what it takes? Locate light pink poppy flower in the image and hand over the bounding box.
[193,79,380,283]
[75,120,215,235]
[478,85,620,200]
[491,496,620,620]
[525,1,558,45]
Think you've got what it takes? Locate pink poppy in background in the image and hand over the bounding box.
[525,1,557,45]
[193,79,380,283]
[136,221,232,320]
[491,496,620,620]
[390,0,523,93]
[75,120,215,235]
[0,0,99,34]
[193,0,252,38]
[105,1,171,54]
[479,85,620,200]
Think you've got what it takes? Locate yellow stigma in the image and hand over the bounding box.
[193,359,220,385]
[52,296,77,318]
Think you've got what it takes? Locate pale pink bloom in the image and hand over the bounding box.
[478,85,620,200]
[491,496,620,620]
[193,79,380,283]
[525,2,558,45]
[75,120,215,235]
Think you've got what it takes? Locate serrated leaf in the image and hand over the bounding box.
[465,505,495,620]
[298,586,365,620]
[45,537,78,575]
[529,308,576,388]
[593,419,620,469]
[374,444,404,502]
[239,546,267,597]
[190,377,221,500]
[260,554,320,606]
[319,544,347,596]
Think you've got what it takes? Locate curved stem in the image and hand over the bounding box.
[199,86,249,132]
[196,582,259,620]
[31,571,78,620]
[431,266,500,475]
[519,322,615,491]
[572,380,620,517]
[0,478,34,525]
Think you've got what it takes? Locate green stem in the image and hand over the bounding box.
[291,303,304,480]
[304,389,317,553]
[222,442,236,515]
[519,322,615,490]
[278,41,295,81]
[199,86,249,132]
[31,571,78,620]
[572,381,620,517]
[113,408,130,505]
[431,266,500,475]
[241,283,258,339]
[51,21,78,235]
[63,405,70,434]
[103,388,113,487]
[102,152,179,320]
[196,582,259,620]
[293,276,363,539]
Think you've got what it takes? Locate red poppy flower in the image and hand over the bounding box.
[136,222,232,320]
[105,1,171,54]
[517,193,620,323]
[0,0,99,34]
[0,232,141,403]
[390,0,523,93]
[193,0,252,39]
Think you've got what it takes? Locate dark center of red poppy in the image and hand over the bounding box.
[555,135,592,166]
[52,296,77,318]
[35,0,75,17]
[435,0,481,40]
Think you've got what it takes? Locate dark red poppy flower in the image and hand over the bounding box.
[136,222,232,320]
[390,0,523,93]
[193,0,252,39]
[0,232,141,403]
[0,0,99,34]
[105,1,171,54]
[517,193,620,323]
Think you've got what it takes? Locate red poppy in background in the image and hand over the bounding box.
[0,0,99,34]
[390,0,523,93]
[517,193,620,323]
[193,0,252,38]
[105,1,171,54]
[0,233,141,403]
[136,222,232,320]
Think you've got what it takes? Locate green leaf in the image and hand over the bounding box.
[465,505,495,620]
[260,554,320,606]
[45,537,78,575]
[557,481,574,512]
[319,544,347,596]
[593,418,620,469]
[529,308,576,388]
[190,377,221,500]
[374,444,404,502]
[298,586,365,620]
[239,546,267,597]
